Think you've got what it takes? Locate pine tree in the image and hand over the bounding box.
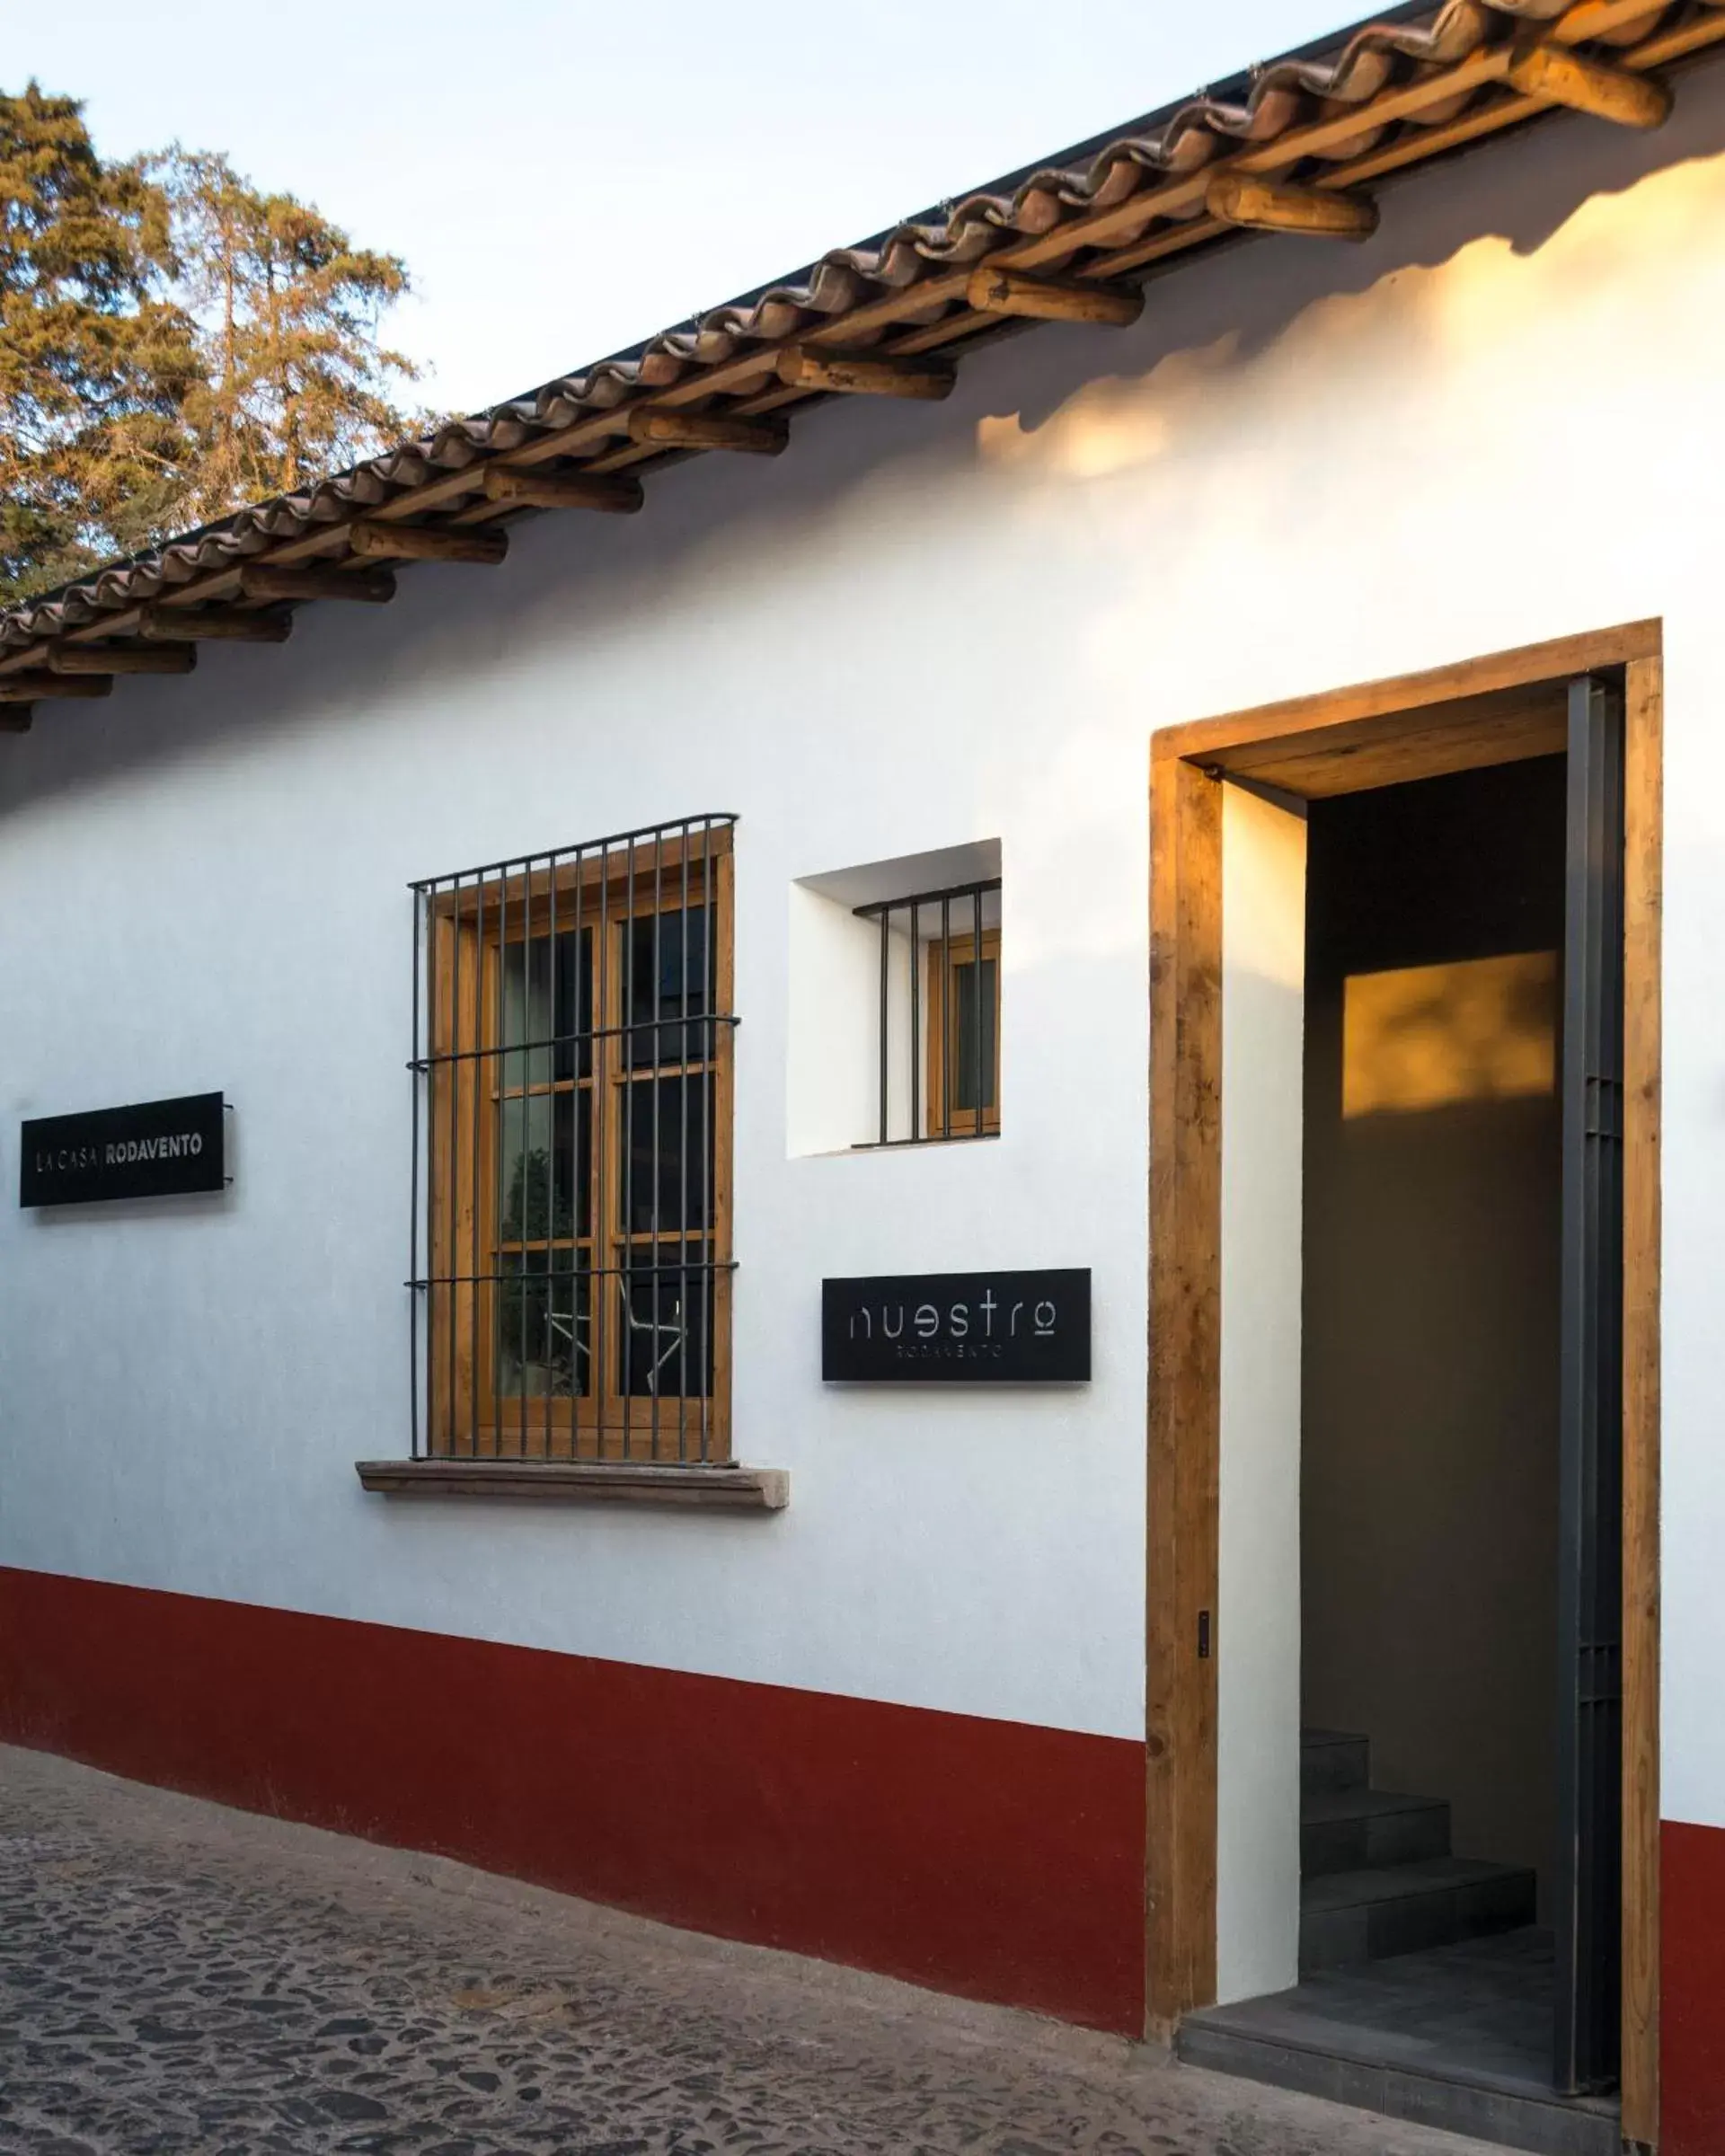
[1,90,426,603]
[155,149,421,519]
[0,84,199,601]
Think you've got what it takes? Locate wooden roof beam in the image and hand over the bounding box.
[966,264,1145,326]
[626,409,789,455]
[776,348,956,401]
[49,642,194,676]
[0,671,111,700]
[142,605,293,643]
[482,468,642,514]
[349,520,509,564]
[241,564,397,605]
[1205,173,1380,240]
[1507,41,1674,128]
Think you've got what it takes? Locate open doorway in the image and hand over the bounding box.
[1293,755,1576,2114]
[1151,631,1661,2154]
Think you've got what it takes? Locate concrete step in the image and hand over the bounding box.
[1301,1787,1452,1878]
[1180,1940,1620,2156]
[1300,1727,1369,1797]
[1301,1857,1538,1975]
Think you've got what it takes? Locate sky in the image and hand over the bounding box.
[11,0,1357,419]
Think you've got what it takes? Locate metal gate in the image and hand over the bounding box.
[1554,675,1625,2095]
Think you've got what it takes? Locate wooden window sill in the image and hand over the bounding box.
[354,1460,788,1509]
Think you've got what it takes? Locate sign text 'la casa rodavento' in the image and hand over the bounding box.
[19,1092,229,1206]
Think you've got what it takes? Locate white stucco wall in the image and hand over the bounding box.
[4,70,1725,1824]
[1216,782,1306,2003]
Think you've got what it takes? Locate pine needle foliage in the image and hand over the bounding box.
[1,85,426,604]
[1,84,199,598]
[154,147,420,520]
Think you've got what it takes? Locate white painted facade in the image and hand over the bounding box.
[6,70,1725,1935]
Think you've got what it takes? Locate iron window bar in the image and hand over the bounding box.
[408,813,738,1465]
[853,876,1001,1149]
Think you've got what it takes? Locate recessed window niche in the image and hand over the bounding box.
[788,839,1002,1157]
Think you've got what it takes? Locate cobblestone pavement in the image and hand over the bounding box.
[0,1744,1505,2156]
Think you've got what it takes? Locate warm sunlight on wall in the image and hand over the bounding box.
[1342,951,1557,1118]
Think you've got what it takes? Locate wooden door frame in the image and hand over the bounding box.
[1146,621,1663,2145]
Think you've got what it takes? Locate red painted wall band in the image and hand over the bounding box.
[0,1565,1146,2035]
[1662,1818,1725,2154]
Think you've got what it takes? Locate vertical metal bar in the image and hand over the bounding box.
[1554,674,1626,2095]
[973,886,985,1136]
[545,851,557,1461]
[878,911,889,1146]
[701,814,713,1462]
[595,840,611,1452]
[410,885,422,1459]
[650,832,664,1462]
[472,867,486,1456]
[513,859,526,1461]
[496,858,509,1457]
[622,831,637,1459]
[909,903,920,1143]
[571,842,586,1446]
[499,860,511,1456]
[941,893,951,1141]
[447,873,461,1455]
[678,819,691,1462]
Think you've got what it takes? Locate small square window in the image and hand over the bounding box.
[788,844,1001,1153]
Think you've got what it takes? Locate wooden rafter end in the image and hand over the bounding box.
[626,409,789,456]
[241,564,397,605]
[141,606,293,643]
[1508,40,1674,128]
[349,520,509,565]
[1205,172,1380,240]
[0,671,111,701]
[965,263,1145,326]
[776,347,956,401]
[482,468,643,514]
[49,642,195,675]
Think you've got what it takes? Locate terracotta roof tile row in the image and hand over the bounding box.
[4,0,1721,665]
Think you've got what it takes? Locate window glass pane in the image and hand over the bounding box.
[499,1089,590,1242]
[624,905,712,1069]
[619,1075,713,1235]
[497,1250,591,1399]
[617,1244,712,1399]
[500,926,592,1085]
[952,956,998,1112]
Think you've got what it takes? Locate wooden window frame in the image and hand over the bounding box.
[427,833,735,1463]
[1146,621,1662,2148]
[925,926,1001,1139]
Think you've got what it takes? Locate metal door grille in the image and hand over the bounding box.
[1555,677,1624,2094]
[409,815,737,1462]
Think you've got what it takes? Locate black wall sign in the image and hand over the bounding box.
[20,1092,228,1207]
[822,1268,1091,1383]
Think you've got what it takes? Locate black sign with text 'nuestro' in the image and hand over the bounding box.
[822,1268,1091,1383]
[20,1092,228,1206]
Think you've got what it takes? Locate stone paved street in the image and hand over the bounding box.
[0,1744,1507,2156]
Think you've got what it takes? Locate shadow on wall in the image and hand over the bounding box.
[4,71,1725,825]
[976,77,1725,469]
